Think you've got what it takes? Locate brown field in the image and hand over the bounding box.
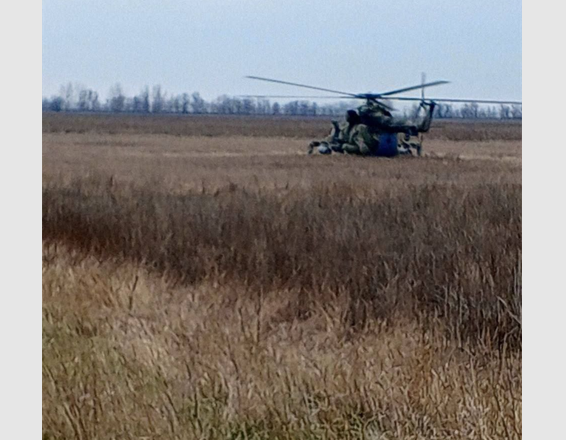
[43,114,521,439]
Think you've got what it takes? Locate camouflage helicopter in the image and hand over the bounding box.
[245,75,522,157]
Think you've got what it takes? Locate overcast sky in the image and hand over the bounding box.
[42,0,521,103]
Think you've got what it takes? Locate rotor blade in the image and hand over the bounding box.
[385,96,522,105]
[378,80,450,97]
[241,93,395,111]
[238,95,357,99]
[240,94,394,106]
[246,76,359,97]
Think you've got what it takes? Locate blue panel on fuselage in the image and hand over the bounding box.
[376,133,398,157]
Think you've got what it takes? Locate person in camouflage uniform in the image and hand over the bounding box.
[308,110,376,156]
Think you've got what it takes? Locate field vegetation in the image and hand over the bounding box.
[43,114,521,439]
[43,112,522,141]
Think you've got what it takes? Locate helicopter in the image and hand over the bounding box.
[244,75,522,157]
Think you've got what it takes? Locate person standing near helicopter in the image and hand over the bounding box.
[308,109,375,156]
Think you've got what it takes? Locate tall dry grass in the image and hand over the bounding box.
[43,178,521,350]
[43,242,522,440]
[43,116,521,439]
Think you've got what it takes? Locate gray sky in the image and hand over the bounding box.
[42,0,521,103]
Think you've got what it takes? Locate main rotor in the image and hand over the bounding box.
[243,75,522,111]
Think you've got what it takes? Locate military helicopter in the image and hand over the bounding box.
[244,75,522,157]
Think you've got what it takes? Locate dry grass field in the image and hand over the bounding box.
[43,113,521,439]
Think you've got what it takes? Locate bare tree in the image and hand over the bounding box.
[59,82,76,111]
[499,105,511,119]
[47,96,64,112]
[109,83,126,112]
[181,93,190,114]
[77,88,98,112]
[434,103,454,119]
[191,92,207,114]
[77,87,89,111]
[242,98,255,115]
[272,102,281,115]
[151,85,164,113]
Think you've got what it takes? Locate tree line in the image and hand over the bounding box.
[42,83,522,119]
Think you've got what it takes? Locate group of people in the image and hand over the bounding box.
[308,109,374,156]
